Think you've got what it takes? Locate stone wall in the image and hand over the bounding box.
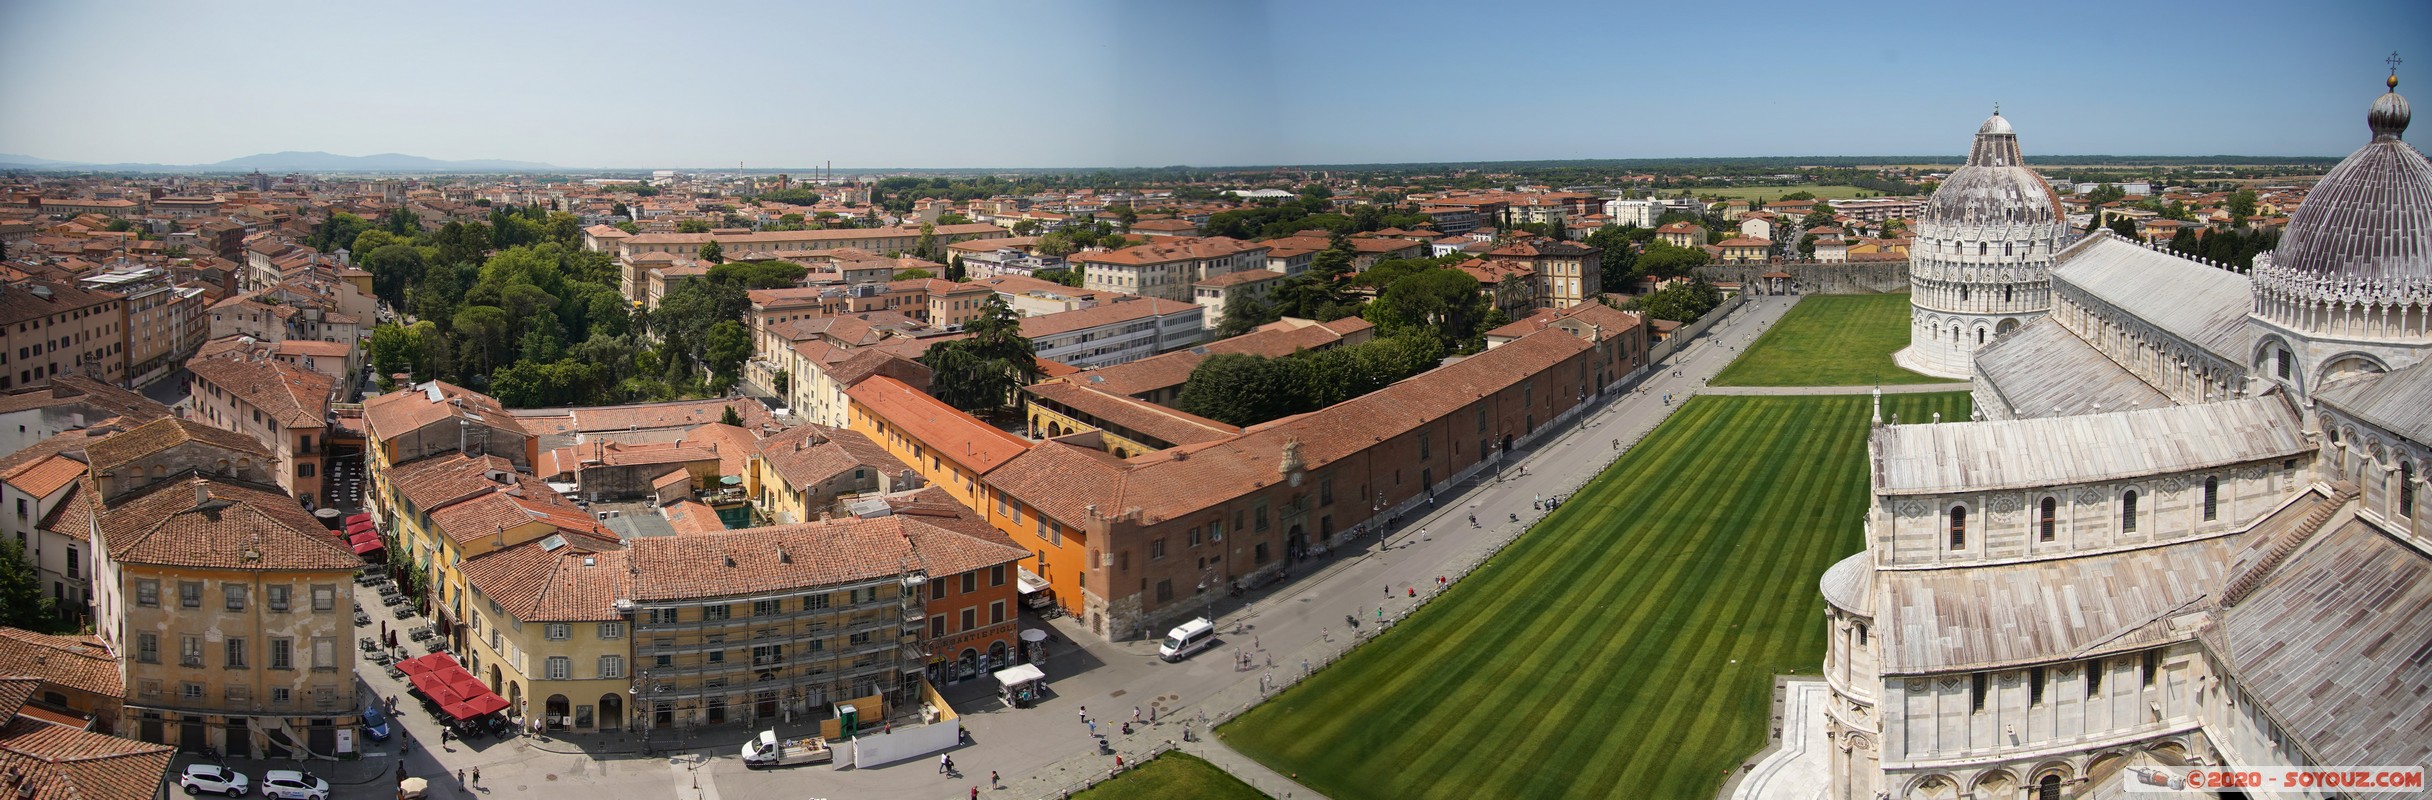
[1696,259,1911,295]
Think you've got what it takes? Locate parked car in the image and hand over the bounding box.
[175,764,249,797]
[261,770,329,800]
[361,705,393,740]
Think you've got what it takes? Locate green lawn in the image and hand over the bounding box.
[1692,184,1880,201]
[1221,393,1971,800]
[1711,294,1948,387]
[1071,752,1268,800]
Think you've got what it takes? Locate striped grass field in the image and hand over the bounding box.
[1071,752,1269,800]
[1220,393,1970,800]
[1711,294,1946,387]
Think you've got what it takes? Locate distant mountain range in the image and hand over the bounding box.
[0,151,560,173]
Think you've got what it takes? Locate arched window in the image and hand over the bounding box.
[2203,477,2220,521]
[1977,328,1986,344]
[2121,490,2140,532]
[1979,242,1988,256]
[2004,242,2014,256]
[2038,775,2063,800]
[2402,462,2416,519]
[1948,506,1967,550]
[1960,286,1970,302]
[2039,497,2057,541]
[2277,349,2292,380]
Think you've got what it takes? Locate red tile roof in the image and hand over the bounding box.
[0,712,175,800]
[456,543,630,622]
[0,629,120,699]
[846,376,1029,474]
[96,476,357,572]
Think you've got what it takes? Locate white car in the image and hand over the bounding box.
[175,764,249,796]
[261,770,329,800]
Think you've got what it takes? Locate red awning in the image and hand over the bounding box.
[346,520,376,535]
[345,513,373,526]
[351,538,385,555]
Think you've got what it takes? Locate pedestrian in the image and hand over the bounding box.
[1078,705,1086,723]
[1132,706,1141,723]
[991,770,1000,787]
[972,787,980,800]
[471,768,479,786]
[457,769,465,786]
[1384,584,1391,597]
[1253,636,1260,649]
[1088,719,1096,736]
[1116,755,1124,770]
[940,753,952,774]
[1408,586,1416,597]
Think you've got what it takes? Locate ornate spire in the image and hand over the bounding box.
[2372,52,2409,141]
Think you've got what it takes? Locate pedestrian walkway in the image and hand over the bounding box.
[1701,382,1970,395]
[1725,679,1829,800]
[1180,736,1327,800]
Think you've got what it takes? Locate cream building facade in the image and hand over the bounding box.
[1825,75,2432,799]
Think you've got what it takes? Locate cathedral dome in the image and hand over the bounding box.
[2272,74,2432,284]
[1921,113,2063,229]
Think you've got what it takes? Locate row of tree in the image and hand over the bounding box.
[1172,335,1448,426]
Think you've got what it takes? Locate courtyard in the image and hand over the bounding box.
[1219,391,1970,800]
[1710,293,1946,387]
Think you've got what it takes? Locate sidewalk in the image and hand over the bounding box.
[1181,736,1327,800]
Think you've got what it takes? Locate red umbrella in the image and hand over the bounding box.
[351,538,385,555]
[441,700,480,721]
[345,513,373,526]
[345,520,376,535]
[458,693,510,717]
[445,673,487,700]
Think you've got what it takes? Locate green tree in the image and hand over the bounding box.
[720,405,743,427]
[452,305,514,381]
[894,268,935,280]
[915,223,939,260]
[310,212,372,253]
[1365,268,1491,353]
[2106,215,2140,240]
[1173,353,1296,425]
[1035,232,1078,258]
[676,219,712,233]
[0,538,62,633]
[1636,241,1710,279]
[2228,188,2259,224]
[386,206,422,236]
[367,323,425,382]
[1218,293,1278,338]
[699,240,725,264]
[1636,276,1723,324]
[937,213,975,226]
[922,296,1036,415]
[1012,219,1042,236]
[361,243,428,307]
[705,321,751,390]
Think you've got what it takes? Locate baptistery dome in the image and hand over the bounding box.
[1896,112,2075,379]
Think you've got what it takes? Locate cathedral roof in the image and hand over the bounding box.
[2270,73,2431,285]
[1872,396,2307,496]
[1920,112,2063,229]
[2052,232,2254,364]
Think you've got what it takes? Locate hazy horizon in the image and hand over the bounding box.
[2,0,2424,170]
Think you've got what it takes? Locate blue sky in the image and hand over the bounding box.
[0,0,2424,168]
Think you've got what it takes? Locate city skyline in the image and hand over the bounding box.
[1,0,2426,170]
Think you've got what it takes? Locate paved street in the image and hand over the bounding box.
[189,297,1799,800]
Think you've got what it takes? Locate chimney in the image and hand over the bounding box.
[193,482,210,508]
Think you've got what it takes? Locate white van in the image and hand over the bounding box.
[1158,618,1216,662]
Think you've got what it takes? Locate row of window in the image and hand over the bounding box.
[1943,478,2222,550]
[1963,651,2161,712]
[136,632,337,671]
[638,590,867,625]
[135,580,338,612]
[927,566,1010,600]
[927,601,1009,637]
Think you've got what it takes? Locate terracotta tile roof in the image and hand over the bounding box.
[0,377,169,423]
[627,514,1024,602]
[1027,382,1237,447]
[389,450,514,504]
[1194,270,1285,289]
[1053,320,1357,398]
[511,398,776,439]
[185,352,334,428]
[0,629,119,700]
[993,319,1636,523]
[456,542,630,622]
[0,279,120,327]
[424,469,610,547]
[757,425,907,492]
[1717,237,1772,247]
[845,376,1029,474]
[1077,236,1269,267]
[1019,296,1199,338]
[82,418,269,474]
[662,500,725,535]
[96,475,357,572]
[362,381,525,444]
[33,485,92,545]
[2,457,85,500]
[0,715,176,800]
[650,468,690,493]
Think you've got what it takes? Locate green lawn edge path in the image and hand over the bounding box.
[1711,294,1946,387]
